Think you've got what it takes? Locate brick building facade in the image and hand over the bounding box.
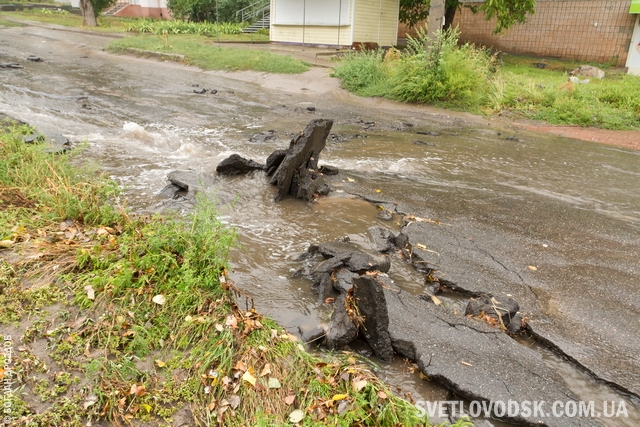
[399,0,637,66]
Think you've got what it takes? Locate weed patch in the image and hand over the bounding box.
[0,121,456,426]
[333,30,640,129]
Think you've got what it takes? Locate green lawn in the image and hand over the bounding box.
[108,34,309,74]
[0,9,129,32]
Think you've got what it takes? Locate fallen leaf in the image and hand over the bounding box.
[352,379,368,391]
[260,363,271,377]
[377,390,387,399]
[130,384,146,396]
[332,393,348,401]
[284,395,296,405]
[528,265,538,271]
[242,370,257,386]
[215,324,224,332]
[225,314,238,328]
[154,359,166,368]
[229,394,241,409]
[96,228,109,236]
[430,295,442,305]
[289,409,304,423]
[337,400,349,414]
[141,403,152,413]
[0,240,14,248]
[84,285,95,301]
[152,294,166,305]
[83,394,98,410]
[375,189,382,193]
[234,360,247,372]
[268,378,281,389]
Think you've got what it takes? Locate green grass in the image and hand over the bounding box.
[0,9,130,32]
[0,121,459,426]
[108,34,309,73]
[0,18,23,27]
[333,30,640,130]
[0,11,269,40]
[494,54,640,129]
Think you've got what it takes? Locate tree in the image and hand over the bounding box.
[400,0,535,34]
[79,0,116,27]
[167,0,253,23]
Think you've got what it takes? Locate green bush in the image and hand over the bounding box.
[166,0,252,23]
[333,29,494,110]
[389,29,493,108]
[123,18,245,35]
[332,49,390,97]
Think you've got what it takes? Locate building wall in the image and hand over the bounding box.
[115,4,170,19]
[352,0,399,46]
[270,0,400,47]
[452,0,636,65]
[270,25,353,46]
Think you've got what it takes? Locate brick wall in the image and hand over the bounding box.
[451,0,636,65]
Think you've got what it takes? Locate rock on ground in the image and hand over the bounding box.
[216,154,264,176]
[269,119,333,201]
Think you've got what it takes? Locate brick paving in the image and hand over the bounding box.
[514,121,640,151]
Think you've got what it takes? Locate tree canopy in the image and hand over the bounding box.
[400,0,535,33]
[167,0,253,22]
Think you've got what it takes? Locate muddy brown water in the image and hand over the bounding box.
[1,25,639,426]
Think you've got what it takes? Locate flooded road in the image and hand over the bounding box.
[1,23,639,426]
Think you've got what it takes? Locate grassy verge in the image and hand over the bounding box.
[0,11,269,41]
[494,55,640,129]
[107,34,309,74]
[0,121,465,426]
[0,9,130,32]
[0,18,23,27]
[333,30,640,130]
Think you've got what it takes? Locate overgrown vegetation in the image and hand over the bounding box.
[108,34,307,73]
[333,29,640,129]
[123,18,247,35]
[334,29,494,110]
[0,121,470,426]
[166,0,253,23]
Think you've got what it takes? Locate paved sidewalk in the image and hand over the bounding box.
[514,121,640,150]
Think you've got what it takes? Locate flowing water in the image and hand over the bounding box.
[1,28,640,425]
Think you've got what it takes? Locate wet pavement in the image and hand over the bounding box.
[1,21,639,426]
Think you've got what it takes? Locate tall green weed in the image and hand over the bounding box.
[332,49,390,96]
[0,125,121,228]
[123,18,246,35]
[333,29,494,110]
[389,29,493,108]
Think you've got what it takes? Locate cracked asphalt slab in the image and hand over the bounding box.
[332,167,640,402]
[382,276,601,427]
